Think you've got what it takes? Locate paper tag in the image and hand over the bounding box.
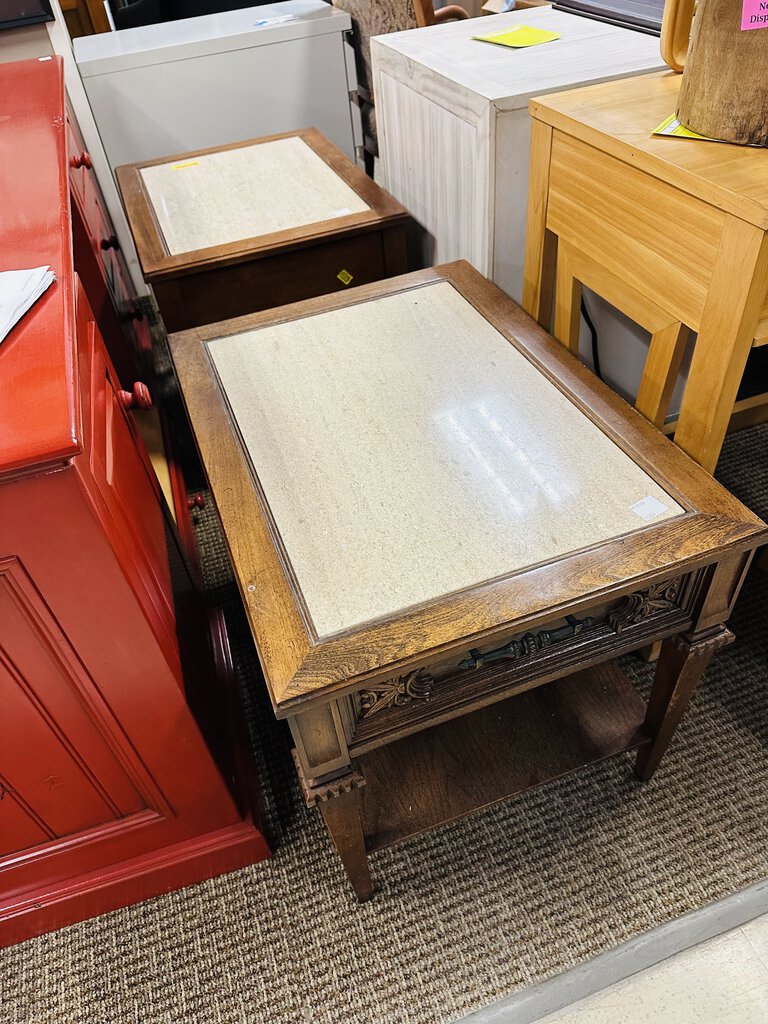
[472,25,560,48]
[630,496,669,521]
[742,0,768,29]
[653,114,711,141]
[171,160,200,171]
[652,114,763,147]
[333,208,352,217]
[337,269,354,286]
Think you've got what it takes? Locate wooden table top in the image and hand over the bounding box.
[116,128,408,280]
[530,71,768,228]
[169,262,766,713]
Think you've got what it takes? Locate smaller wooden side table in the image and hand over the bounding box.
[522,70,768,475]
[117,128,409,332]
[170,261,766,902]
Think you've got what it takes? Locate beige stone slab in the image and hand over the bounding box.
[743,914,768,970]
[536,929,768,1024]
[208,280,683,637]
[140,136,370,256]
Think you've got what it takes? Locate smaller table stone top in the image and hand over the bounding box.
[141,136,371,255]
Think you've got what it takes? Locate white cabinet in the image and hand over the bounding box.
[74,0,362,169]
[372,8,672,408]
[372,8,663,304]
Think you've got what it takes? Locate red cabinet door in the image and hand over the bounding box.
[0,559,146,859]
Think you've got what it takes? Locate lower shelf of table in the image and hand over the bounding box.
[359,660,649,853]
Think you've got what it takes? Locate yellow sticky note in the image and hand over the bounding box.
[473,25,560,48]
[652,113,762,147]
[652,114,711,140]
[337,269,353,286]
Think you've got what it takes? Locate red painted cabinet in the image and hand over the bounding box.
[0,57,269,948]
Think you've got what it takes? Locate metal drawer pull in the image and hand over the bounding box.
[459,615,594,670]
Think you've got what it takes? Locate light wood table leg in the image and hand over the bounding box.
[522,119,557,331]
[674,219,768,473]
[553,240,582,354]
[636,322,690,429]
[635,625,734,781]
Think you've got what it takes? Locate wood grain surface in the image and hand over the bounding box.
[169,261,767,714]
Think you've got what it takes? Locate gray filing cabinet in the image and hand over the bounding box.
[74,0,362,169]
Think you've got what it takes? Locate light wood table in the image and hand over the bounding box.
[372,6,663,303]
[170,261,765,902]
[523,70,768,475]
[117,129,409,333]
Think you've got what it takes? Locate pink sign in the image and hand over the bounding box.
[742,0,768,29]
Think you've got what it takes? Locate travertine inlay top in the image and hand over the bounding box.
[141,137,370,255]
[208,281,683,637]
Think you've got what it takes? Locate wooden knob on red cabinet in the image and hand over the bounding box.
[118,382,152,411]
[187,495,206,511]
[71,151,92,169]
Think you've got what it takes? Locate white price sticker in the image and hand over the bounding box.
[630,496,669,521]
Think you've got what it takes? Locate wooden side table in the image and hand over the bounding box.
[170,260,766,902]
[522,70,768,474]
[117,128,409,333]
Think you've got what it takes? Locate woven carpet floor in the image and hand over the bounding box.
[2,415,767,1024]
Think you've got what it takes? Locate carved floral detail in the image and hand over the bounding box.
[358,669,434,719]
[608,578,683,634]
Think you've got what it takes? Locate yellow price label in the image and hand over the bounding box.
[337,269,353,286]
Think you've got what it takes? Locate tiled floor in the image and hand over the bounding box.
[535,914,768,1024]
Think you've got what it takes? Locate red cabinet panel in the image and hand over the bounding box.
[0,57,269,948]
[87,318,175,623]
[0,563,146,840]
[0,793,51,860]
[66,100,145,382]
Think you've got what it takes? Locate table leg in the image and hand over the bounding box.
[522,119,557,331]
[673,219,768,474]
[292,751,373,902]
[319,782,374,904]
[635,625,734,781]
[553,240,582,354]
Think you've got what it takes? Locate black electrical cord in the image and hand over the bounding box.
[580,296,602,381]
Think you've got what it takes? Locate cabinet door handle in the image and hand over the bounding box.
[100,235,120,252]
[458,614,594,670]
[118,382,152,411]
[70,151,92,170]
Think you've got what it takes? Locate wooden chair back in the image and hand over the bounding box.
[660,0,696,71]
[332,0,469,163]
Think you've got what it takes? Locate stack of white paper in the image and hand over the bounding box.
[0,266,56,344]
